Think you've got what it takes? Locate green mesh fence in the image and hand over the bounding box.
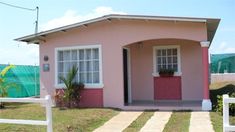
[0,64,40,98]
[210,53,235,73]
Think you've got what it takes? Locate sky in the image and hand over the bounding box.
[0,0,234,65]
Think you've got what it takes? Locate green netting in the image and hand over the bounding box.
[0,64,40,98]
[210,53,235,73]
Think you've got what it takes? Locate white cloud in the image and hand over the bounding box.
[40,6,126,31]
[0,6,125,65]
[223,47,235,53]
[0,43,39,65]
[210,41,235,54]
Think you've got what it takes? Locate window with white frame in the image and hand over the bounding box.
[154,45,181,75]
[56,45,102,87]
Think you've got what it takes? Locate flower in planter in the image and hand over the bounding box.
[159,68,175,77]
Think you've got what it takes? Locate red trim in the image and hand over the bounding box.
[79,89,103,107]
[202,47,209,99]
[55,89,103,107]
[154,76,181,100]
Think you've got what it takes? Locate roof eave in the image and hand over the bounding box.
[206,18,221,43]
[15,14,220,44]
[15,15,111,43]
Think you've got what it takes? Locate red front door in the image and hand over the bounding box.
[154,76,181,100]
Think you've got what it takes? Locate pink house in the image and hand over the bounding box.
[16,14,220,110]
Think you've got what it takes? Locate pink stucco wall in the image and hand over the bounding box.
[181,41,204,100]
[39,19,207,108]
[129,39,203,101]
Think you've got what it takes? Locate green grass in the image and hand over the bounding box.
[210,111,235,132]
[163,111,191,132]
[0,103,119,132]
[210,112,222,132]
[123,111,154,132]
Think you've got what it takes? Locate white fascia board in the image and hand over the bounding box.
[110,15,207,23]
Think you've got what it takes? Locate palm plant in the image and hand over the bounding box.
[0,65,15,108]
[59,65,84,108]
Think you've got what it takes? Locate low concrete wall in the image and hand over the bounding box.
[211,73,235,83]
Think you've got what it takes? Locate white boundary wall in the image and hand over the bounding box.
[0,95,53,132]
[211,73,235,83]
[223,94,235,132]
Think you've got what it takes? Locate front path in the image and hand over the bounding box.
[189,111,214,132]
[94,111,214,132]
[93,111,142,132]
[140,111,172,132]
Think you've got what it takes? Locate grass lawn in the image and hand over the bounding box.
[210,111,235,132]
[123,111,154,132]
[210,112,222,132]
[0,103,119,132]
[163,111,191,132]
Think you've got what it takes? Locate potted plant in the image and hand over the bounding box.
[159,68,175,77]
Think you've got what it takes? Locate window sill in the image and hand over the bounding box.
[152,72,182,77]
[55,83,104,89]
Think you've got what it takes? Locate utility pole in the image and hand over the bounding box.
[35,6,39,34]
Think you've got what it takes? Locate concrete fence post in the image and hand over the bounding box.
[223,94,229,132]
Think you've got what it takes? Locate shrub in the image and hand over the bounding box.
[54,90,65,107]
[159,68,175,77]
[71,82,84,105]
[216,93,235,115]
[215,95,223,114]
[55,65,84,108]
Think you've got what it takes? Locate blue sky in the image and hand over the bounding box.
[0,0,234,65]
